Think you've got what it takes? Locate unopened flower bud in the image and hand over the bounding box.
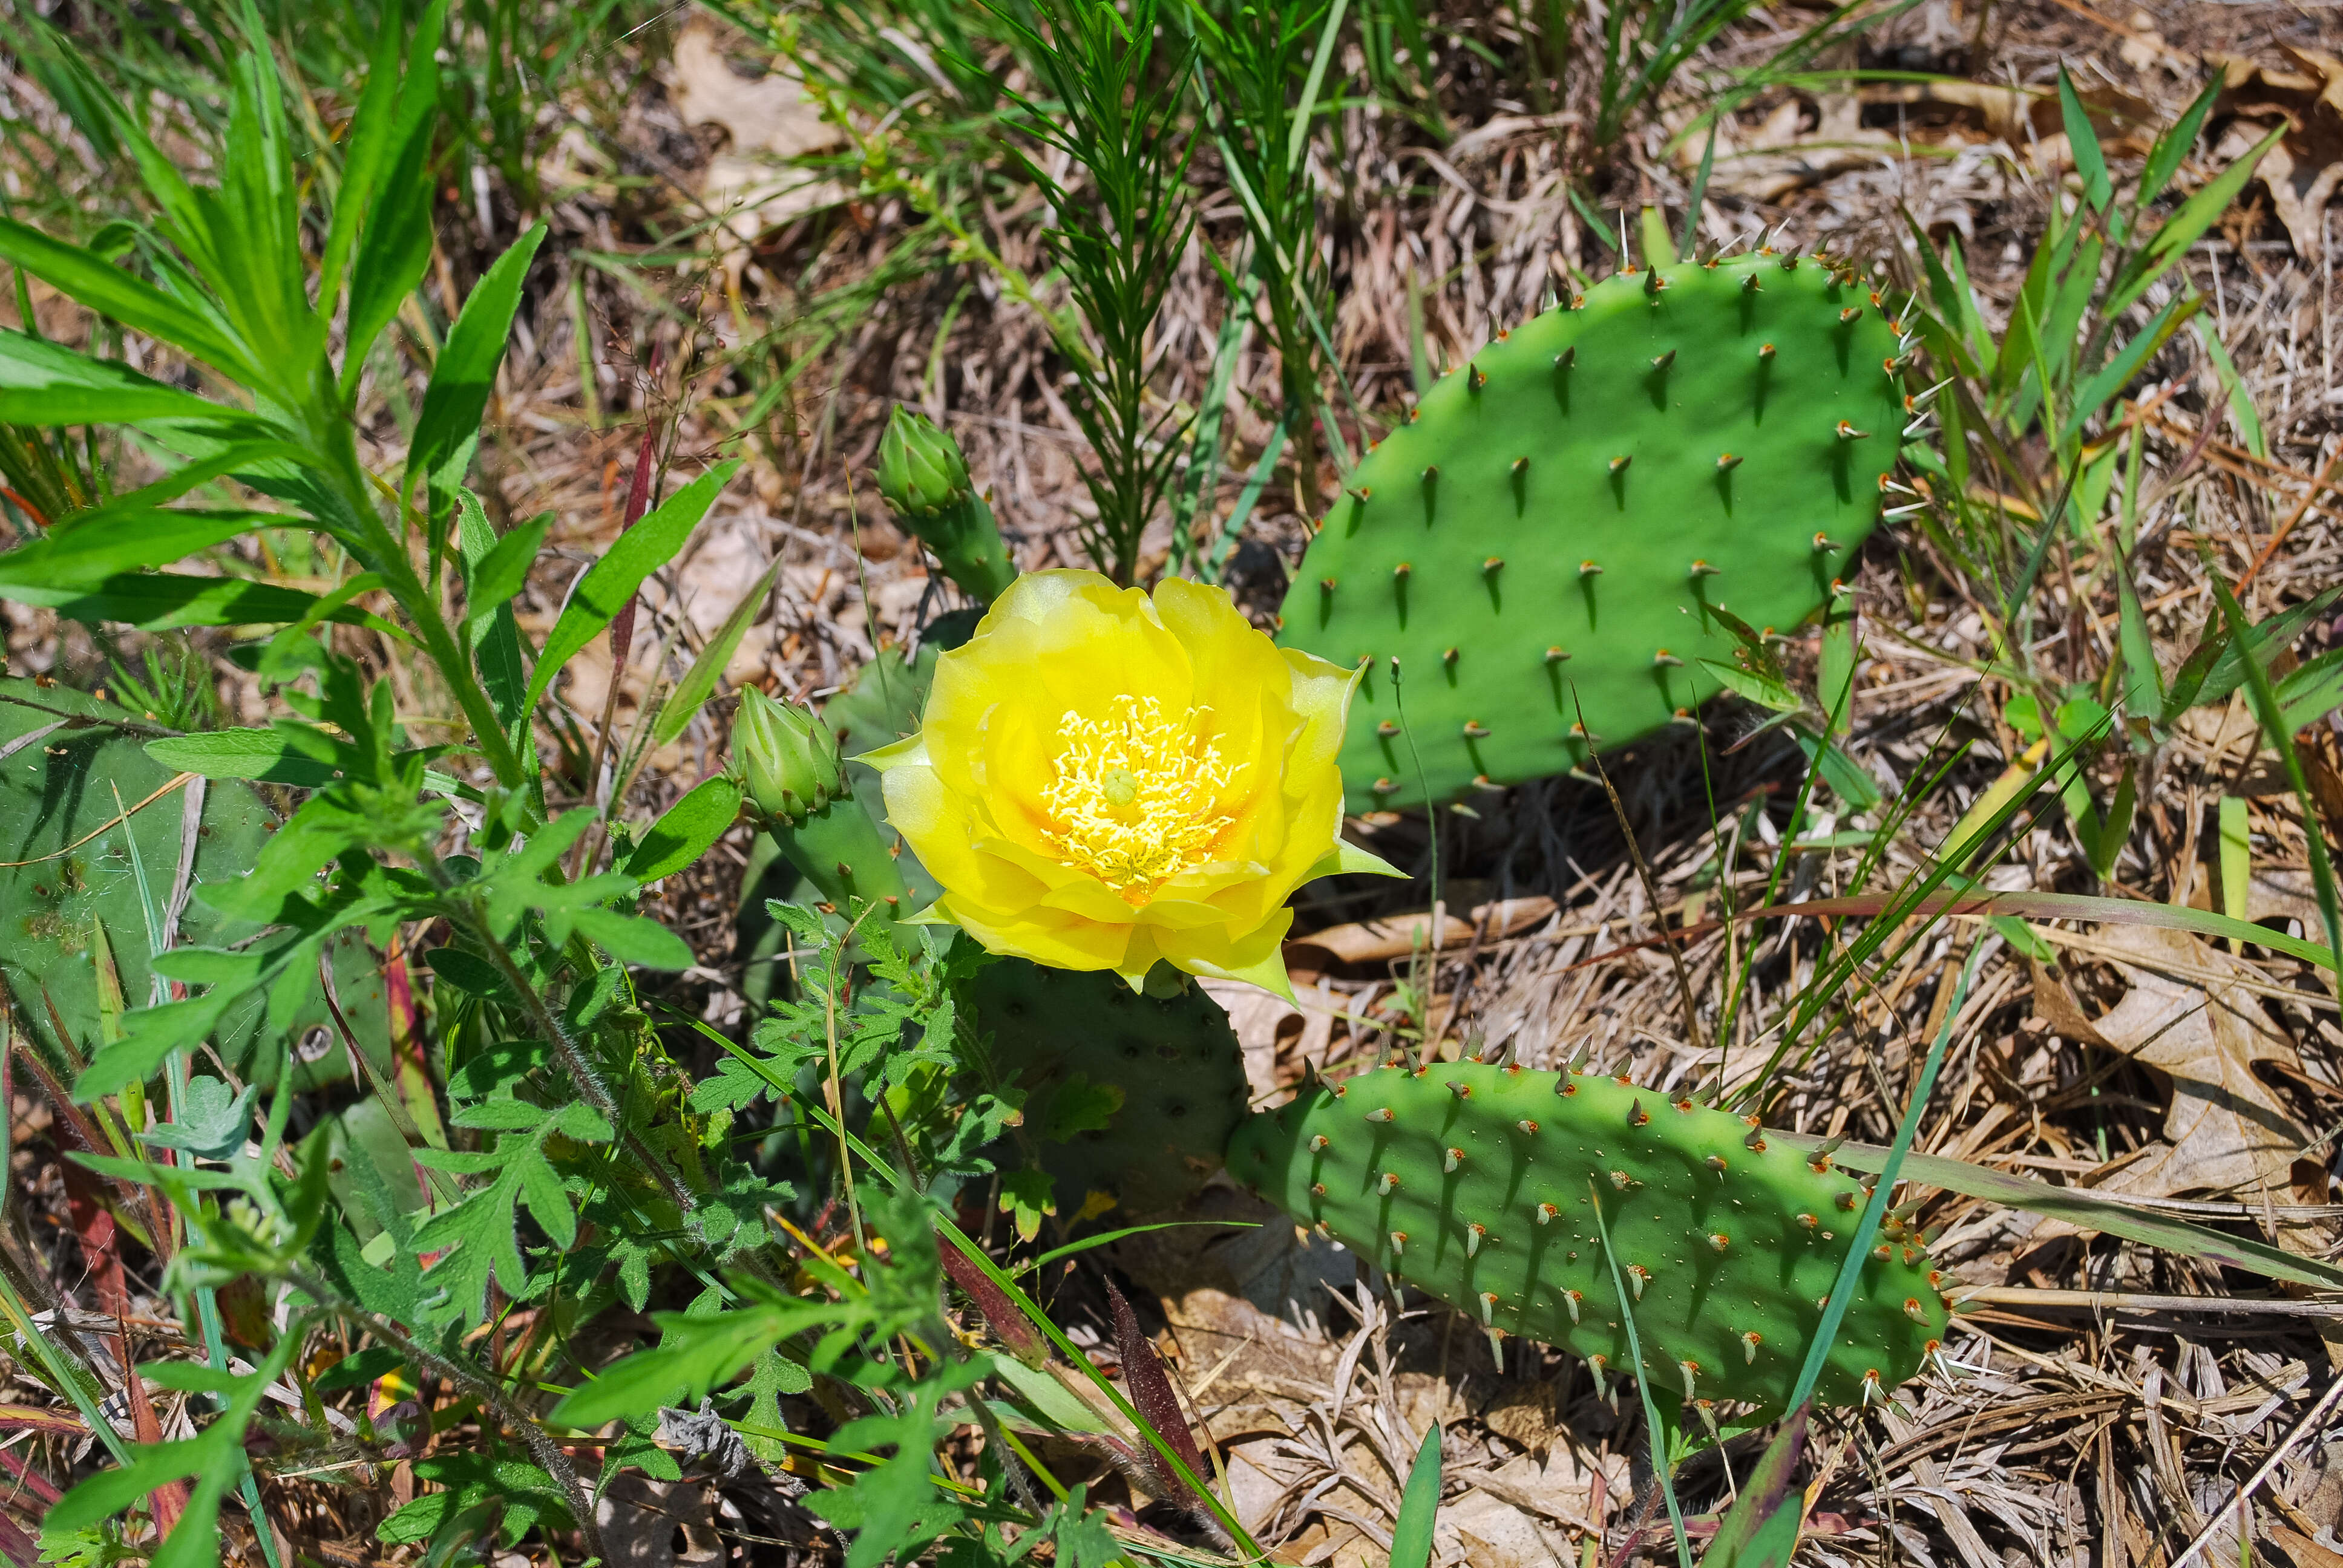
[733,688,844,824]
[876,405,970,517]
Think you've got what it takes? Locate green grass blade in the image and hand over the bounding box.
[1388,1422,1443,1568]
[1588,1181,1693,1568]
[2206,552,2343,978]
[1200,410,1291,585]
[1771,1129,2343,1291]
[1788,940,1979,1413]
[1284,0,1349,177]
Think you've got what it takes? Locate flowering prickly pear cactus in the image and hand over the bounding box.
[1227,1054,1948,1411]
[1279,250,1911,810]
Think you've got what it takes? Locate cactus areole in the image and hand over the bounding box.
[1228,1057,1948,1411]
[1278,251,1909,810]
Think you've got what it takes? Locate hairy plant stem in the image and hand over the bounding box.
[326,456,527,795]
[458,896,703,1223]
[289,1268,605,1562]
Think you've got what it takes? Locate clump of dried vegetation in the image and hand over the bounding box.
[4,0,2343,1562]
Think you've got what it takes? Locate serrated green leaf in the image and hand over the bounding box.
[554,1306,816,1427]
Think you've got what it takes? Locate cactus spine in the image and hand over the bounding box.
[1227,1056,1947,1411]
[1278,250,1910,809]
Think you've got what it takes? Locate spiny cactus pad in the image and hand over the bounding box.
[967,961,1249,1218]
[1277,251,1908,809]
[1228,1057,1947,1411]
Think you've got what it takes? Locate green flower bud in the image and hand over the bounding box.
[733,688,845,824]
[876,405,971,517]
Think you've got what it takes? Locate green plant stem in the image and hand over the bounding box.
[289,1267,606,1563]
[457,895,702,1224]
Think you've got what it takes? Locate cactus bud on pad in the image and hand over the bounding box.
[876,406,1018,604]
[1278,252,1906,809]
[1227,1057,1947,1411]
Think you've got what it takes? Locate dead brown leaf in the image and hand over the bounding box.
[2269,1523,2343,1568]
[2213,48,2343,256]
[1285,897,1555,967]
[2087,924,2310,1198]
[2030,957,2113,1049]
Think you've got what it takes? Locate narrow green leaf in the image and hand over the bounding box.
[2109,126,2283,319]
[0,330,269,432]
[318,0,414,310]
[1703,1406,1808,1567]
[2114,426,2163,720]
[410,223,548,499]
[1388,1423,1443,1568]
[0,221,252,377]
[1284,0,1351,178]
[650,558,781,750]
[1904,212,1979,365]
[2207,554,2343,980]
[624,776,744,884]
[2193,313,2269,460]
[2062,293,2201,444]
[145,725,344,786]
[522,462,738,717]
[2137,79,2220,211]
[463,512,552,635]
[2279,647,2343,733]
[2174,583,2343,716]
[0,509,269,588]
[342,117,439,387]
[13,572,359,632]
[2057,69,2112,211]
[457,489,531,732]
[207,27,314,383]
[1778,1128,2343,1289]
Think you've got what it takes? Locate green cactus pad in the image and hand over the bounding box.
[1227,1057,1947,1411]
[967,961,1250,1218]
[1277,251,1908,809]
[0,679,387,1085]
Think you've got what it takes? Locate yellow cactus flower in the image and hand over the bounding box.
[861,569,1400,996]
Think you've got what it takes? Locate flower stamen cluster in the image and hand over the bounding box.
[1039,695,1234,901]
